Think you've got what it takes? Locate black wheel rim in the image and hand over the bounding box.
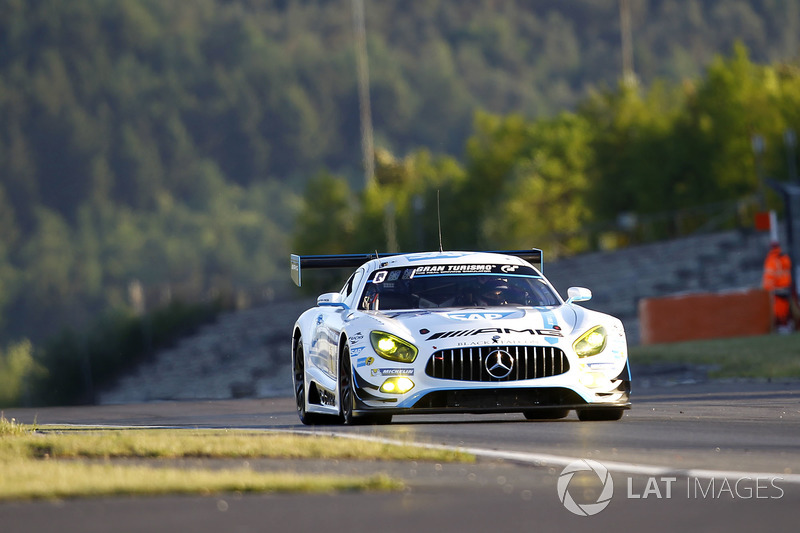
[294,342,305,413]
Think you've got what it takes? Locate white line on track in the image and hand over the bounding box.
[291,429,800,484]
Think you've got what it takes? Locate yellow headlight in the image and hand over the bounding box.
[573,326,607,358]
[370,331,418,363]
[377,337,397,353]
[380,377,415,394]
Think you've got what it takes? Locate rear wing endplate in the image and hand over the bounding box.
[290,249,543,287]
[491,249,543,273]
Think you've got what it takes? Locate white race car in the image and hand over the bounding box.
[291,250,630,425]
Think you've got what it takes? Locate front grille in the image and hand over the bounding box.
[425,345,569,382]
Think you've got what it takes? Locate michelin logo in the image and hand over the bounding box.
[371,368,415,376]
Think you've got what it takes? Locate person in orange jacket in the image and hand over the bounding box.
[762,241,793,331]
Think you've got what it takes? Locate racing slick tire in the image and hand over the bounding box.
[577,408,625,421]
[340,344,392,425]
[293,338,337,425]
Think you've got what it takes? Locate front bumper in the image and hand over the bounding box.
[351,361,631,416]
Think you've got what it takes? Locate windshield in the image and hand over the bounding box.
[358,264,560,311]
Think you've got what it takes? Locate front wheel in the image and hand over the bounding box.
[577,408,625,421]
[339,344,392,425]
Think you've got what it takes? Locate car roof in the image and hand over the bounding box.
[362,251,534,271]
[290,249,543,286]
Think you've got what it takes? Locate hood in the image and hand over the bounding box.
[369,306,582,341]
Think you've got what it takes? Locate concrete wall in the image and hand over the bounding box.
[638,288,771,344]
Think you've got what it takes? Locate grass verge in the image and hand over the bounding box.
[0,428,472,462]
[0,462,399,500]
[0,415,30,437]
[629,332,800,378]
[0,418,472,500]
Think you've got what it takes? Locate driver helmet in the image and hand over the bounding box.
[480,278,510,306]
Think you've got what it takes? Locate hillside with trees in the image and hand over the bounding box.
[296,45,800,258]
[1,0,799,404]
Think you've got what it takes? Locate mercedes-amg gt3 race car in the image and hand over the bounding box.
[291,249,630,425]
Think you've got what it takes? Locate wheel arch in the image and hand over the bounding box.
[338,331,350,359]
[337,331,351,388]
[292,326,302,352]
[292,326,321,407]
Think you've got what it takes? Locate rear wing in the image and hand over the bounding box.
[290,249,543,287]
[291,253,398,287]
[495,249,543,273]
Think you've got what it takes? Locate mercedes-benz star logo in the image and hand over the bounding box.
[485,349,514,379]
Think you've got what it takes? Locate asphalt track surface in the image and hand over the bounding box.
[2,380,799,533]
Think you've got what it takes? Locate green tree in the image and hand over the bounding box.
[0,340,42,407]
[680,44,790,201]
[293,172,356,255]
[0,242,19,332]
[348,148,466,254]
[580,81,683,221]
[580,43,799,234]
[481,113,593,257]
[454,112,540,248]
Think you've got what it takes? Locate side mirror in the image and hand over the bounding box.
[566,287,592,304]
[317,292,349,309]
